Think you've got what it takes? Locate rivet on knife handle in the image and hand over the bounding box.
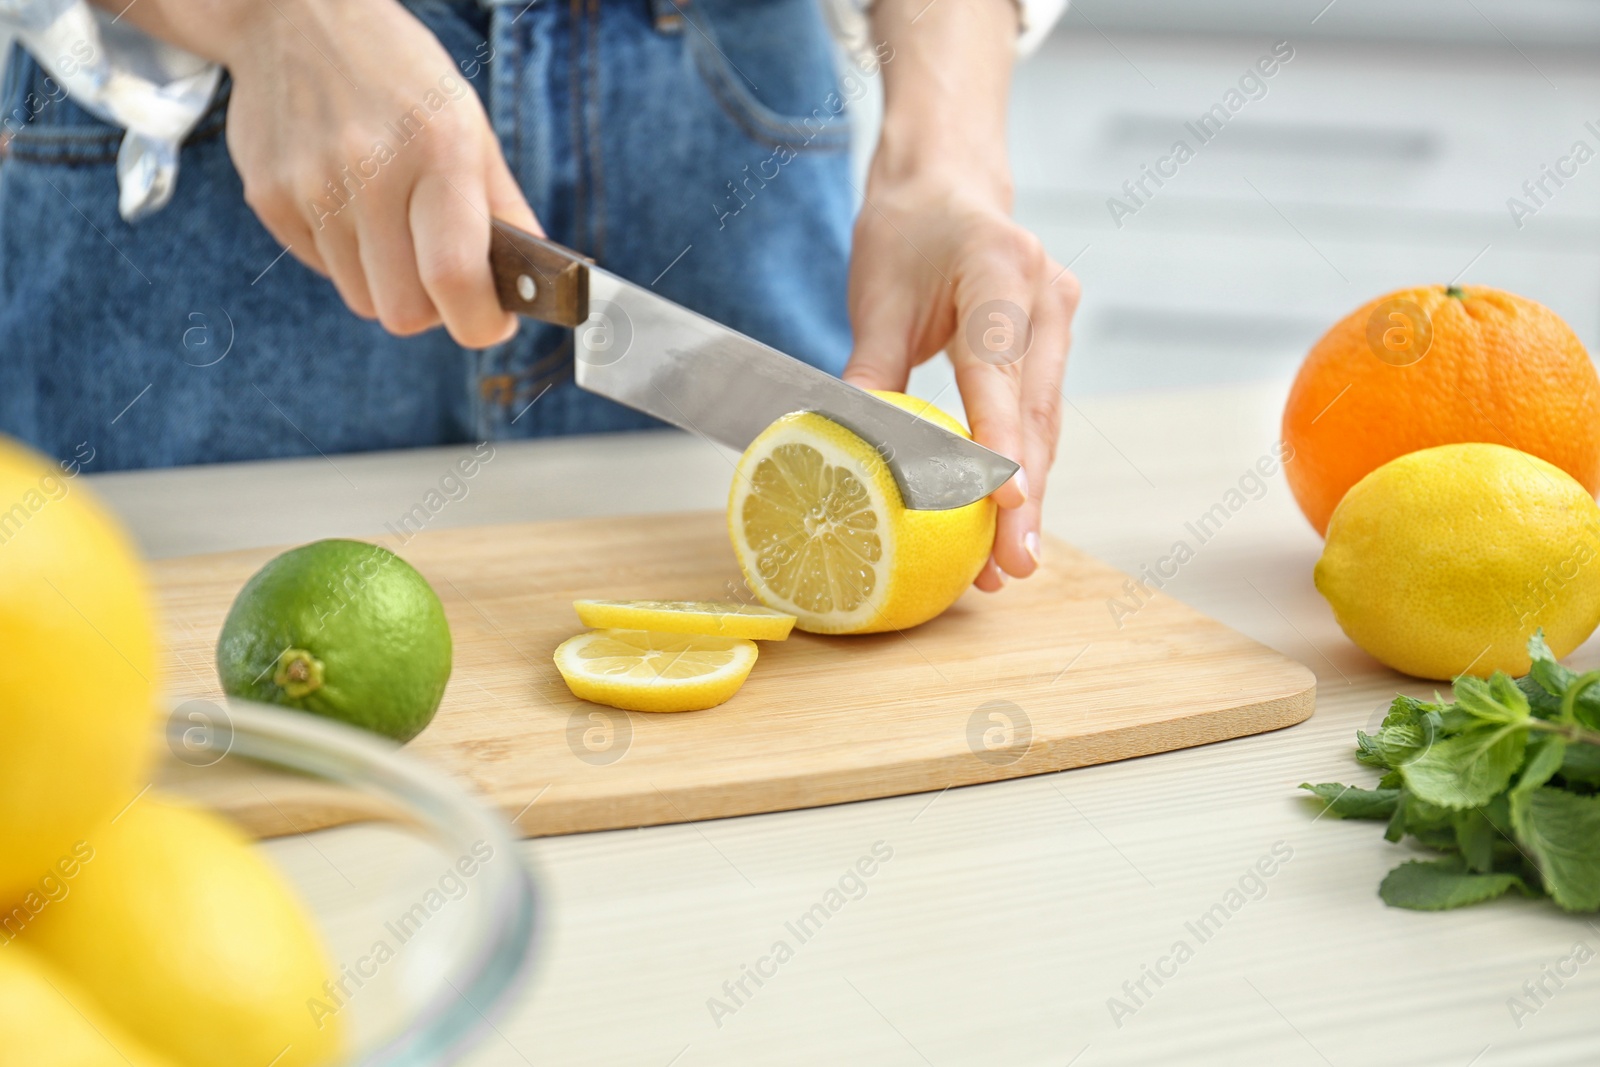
[490,220,591,328]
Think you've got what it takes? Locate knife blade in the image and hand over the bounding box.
[488,221,1019,510]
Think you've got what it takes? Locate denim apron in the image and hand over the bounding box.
[0,0,854,470]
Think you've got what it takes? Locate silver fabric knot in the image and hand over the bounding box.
[0,0,220,221]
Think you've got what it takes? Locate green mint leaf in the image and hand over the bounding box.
[1379,858,1531,911]
[1518,674,1565,721]
[1573,686,1600,732]
[1492,672,1533,716]
[1373,720,1434,769]
[1355,731,1390,769]
[1356,696,1442,769]
[1453,808,1497,872]
[1453,673,1530,725]
[1382,694,1433,728]
[1299,782,1399,820]
[1518,634,1600,725]
[1482,793,1515,836]
[1406,792,1457,830]
[1384,791,1409,843]
[1526,629,1575,697]
[1414,827,1461,851]
[1401,793,1459,852]
[1514,735,1568,799]
[1512,787,1600,912]
[1400,724,1527,810]
[1559,742,1600,787]
[1304,642,1600,915]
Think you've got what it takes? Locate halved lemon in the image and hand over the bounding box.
[573,599,795,640]
[728,391,997,635]
[554,629,759,712]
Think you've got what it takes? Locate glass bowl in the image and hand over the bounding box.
[159,697,539,1067]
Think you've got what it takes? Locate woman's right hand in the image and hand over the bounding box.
[192,0,540,347]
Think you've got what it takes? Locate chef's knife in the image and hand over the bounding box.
[488,220,1018,511]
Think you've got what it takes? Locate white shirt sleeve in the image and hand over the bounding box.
[823,0,1069,59]
[1016,0,1069,56]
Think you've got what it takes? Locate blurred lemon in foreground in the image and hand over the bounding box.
[1315,442,1600,679]
[21,798,342,1067]
[0,437,155,903]
[728,391,996,634]
[0,948,176,1067]
[573,599,796,640]
[554,629,759,711]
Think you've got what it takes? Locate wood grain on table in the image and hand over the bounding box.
[152,513,1313,838]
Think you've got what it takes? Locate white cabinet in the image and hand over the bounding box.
[1011,28,1600,392]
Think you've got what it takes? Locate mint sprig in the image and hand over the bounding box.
[1302,631,1600,913]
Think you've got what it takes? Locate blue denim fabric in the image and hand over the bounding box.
[0,0,854,470]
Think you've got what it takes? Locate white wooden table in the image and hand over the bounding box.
[92,380,1600,1067]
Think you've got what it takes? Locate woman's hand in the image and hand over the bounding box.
[112,0,540,347]
[845,0,1079,589]
[844,178,1077,590]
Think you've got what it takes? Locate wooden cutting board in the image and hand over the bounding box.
[153,511,1316,838]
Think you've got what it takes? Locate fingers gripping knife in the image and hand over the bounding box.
[488,220,1018,510]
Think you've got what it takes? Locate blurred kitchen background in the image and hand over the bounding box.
[10,0,1600,401]
[1000,0,1600,396]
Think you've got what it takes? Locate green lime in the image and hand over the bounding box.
[216,539,452,742]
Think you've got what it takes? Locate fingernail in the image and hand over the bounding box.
[1025,531,1042,567]
[1013,468,1029,502]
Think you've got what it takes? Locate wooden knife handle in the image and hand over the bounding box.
[489,220,591,328]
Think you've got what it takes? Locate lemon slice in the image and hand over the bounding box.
[573,599,796,640]
[728,391,996,634]
[554,629,759,712]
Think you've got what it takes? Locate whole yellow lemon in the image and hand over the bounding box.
[1315,442,1600,679]
[0,946,177,1066]
[0,437,154,903]
[20,798,343,1067]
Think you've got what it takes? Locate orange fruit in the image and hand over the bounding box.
[1282,285,1600,535]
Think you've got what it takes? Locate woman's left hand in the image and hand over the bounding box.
[842,171,1079,591]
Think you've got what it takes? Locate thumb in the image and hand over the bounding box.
[842,293,917,392]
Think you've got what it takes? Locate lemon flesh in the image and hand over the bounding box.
[554,629,758,712]
[574,599,795,640]
[20,798,343,1067]
[1316,442,1600,680]
[728,391,996,634]
[0,948,178,1067]
[0,437,155,904]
